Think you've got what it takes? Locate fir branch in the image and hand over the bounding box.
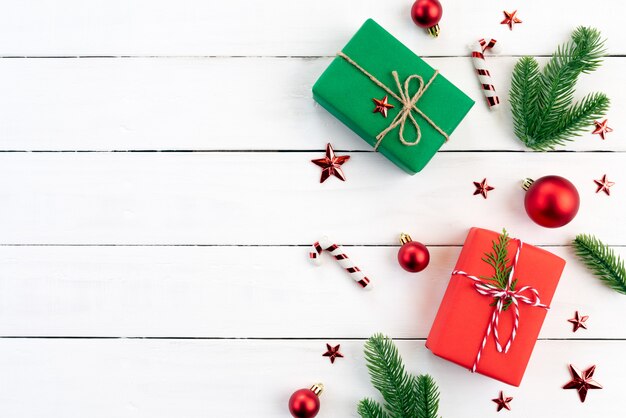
[414,375,440,418]
[509,27,609,150]
[357,399,390,418]
[510,57,541,145]
[358,334,441,418]
[573,234,626,295]
[362,333,415,418]
[534,92,609,149]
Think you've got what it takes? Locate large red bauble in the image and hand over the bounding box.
[398,240,430,273]
[411,0,443,28]
[288,388,320,418]
[524,175,580,228]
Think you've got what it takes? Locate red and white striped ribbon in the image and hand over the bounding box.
[451,239,548,372]
[470,38,500,109]
[309,236,372,290]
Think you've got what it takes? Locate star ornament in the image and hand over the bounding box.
[592,119,613,140]
[594,174,615,195]
[563,364,603,402]
[372,95,395,118]
[492,391,513,412]
[568,311,589,332]
[322,343,344,364]
[473,178,495,199]
[501,10,522,30]
[311,143,350,183]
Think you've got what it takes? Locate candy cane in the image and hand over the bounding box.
[309,236,372,289]
[469,38,500,109]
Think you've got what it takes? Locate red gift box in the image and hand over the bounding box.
[426,227,566,386]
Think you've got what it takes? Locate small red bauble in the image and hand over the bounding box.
[411,0,443,37]
[398,233,430,273]
[288,384,323,418]
[523,176,580,228]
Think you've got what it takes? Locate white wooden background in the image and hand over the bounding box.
[0,1,624,417]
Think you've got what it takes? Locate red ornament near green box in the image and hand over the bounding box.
[312,19,474,174]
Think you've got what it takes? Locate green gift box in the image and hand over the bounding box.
[312,19,474,174]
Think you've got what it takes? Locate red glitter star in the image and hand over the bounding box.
[592,119,613,140]
[492,391,513,412]
[322,344,344,364]
[473,178,494,199]
[501,10,522,30]
[563,364,602,402]
[311,143,350,183]
[372,95,395,118]
[594,174,615,195]
[568,311,589,332]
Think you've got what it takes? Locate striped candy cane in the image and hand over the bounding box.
[469,38,500,109]
[309,236,372,290]
[451,239,549,372]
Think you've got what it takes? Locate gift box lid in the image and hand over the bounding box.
[312,19,474,174]
[426,227,566,386]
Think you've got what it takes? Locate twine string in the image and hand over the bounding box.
[451,239,549,373]
[337,52,449,150]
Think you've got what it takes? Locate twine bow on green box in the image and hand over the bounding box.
[337,51,449,149]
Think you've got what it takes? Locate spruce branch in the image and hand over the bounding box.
[509,26,609,150]
[414,375,440,418]
[361,333,415,417]
[535,92,609,149]
[510,57,541,145]
[357,399,390,418]
[358,334,441,418]
[573,234,626,295]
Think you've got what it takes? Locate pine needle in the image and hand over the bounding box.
[509,27,609,150]
[573,234,626,295]
[358,334,441,418]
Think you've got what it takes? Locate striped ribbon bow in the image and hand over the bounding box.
[451,239,549,372]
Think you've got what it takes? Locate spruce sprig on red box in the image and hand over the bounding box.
[480,230,517,310]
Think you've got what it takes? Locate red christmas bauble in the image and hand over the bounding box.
[398,234,430,273]
[523,175,580,228]
[411,0,443,28]
[288,385,322,418]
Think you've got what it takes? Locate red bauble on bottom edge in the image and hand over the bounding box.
[524,175,580,228]
[288,386,322,418]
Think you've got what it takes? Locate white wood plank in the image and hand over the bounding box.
[0,57,622,151]
[0,1,623,56]
[0,152,622,245]
[0,338,621,417]
[0,246,622,338]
